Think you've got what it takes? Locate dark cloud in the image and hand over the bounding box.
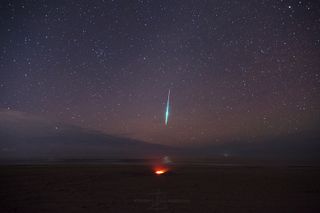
[0,109,174,160]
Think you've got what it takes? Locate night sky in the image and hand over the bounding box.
[0,0,319,146]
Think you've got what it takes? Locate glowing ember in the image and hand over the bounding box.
[155,169,167,175]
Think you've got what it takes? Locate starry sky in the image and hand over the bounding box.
[0,0,319,146]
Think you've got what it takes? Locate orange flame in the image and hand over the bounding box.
[154,168,167,175]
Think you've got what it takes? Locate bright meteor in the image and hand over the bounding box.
[165,89,170,126]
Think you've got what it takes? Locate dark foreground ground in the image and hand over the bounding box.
[0,164,320,212]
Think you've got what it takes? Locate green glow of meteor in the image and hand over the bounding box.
[165,89,170,126]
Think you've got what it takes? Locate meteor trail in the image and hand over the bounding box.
[165,89,170,126]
